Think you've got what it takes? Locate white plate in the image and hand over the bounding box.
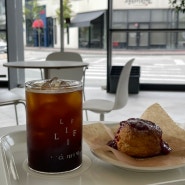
[84,123,185,172]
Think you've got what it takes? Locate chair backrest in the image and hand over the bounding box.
[46,52,83,61]
[113,58,135,110]
[44,52,84,81]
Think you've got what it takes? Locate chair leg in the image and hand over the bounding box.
[85,110,88,121]
[14,104,19,126]
[14,101,26,126]
[100,113,104,121]
[83,91,86,101]
[40,69,44,79]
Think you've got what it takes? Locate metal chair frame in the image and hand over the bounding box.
[0,91,26,125]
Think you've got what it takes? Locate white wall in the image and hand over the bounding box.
[64,27,79,48]
[45,0,59,17]
[113,0,171,9]
[72,0,107,13]
[54,23,61,48]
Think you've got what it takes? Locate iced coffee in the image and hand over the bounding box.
[25,78,82,173]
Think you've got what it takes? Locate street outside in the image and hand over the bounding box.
[1,48,185,87]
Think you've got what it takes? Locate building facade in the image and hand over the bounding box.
[24,0,185,50]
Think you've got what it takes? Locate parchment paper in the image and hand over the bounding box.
[83,103,185,168]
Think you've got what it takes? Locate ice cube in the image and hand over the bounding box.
[41,77,71,89]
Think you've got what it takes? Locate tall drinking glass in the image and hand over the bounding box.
[25,78,82,173]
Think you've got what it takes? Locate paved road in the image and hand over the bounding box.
[82,53,185,86]
[1,48,185,87]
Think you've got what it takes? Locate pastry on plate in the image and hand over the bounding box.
[108,118,171,158]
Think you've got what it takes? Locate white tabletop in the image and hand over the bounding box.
[3,61,89,69]
[0,125,185,185]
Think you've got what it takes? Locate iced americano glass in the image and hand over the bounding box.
[25,78,82,173]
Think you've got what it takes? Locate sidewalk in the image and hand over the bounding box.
[25,46,185,55]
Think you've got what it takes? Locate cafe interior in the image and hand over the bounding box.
[0,0,185,184]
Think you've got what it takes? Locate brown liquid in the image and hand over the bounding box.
[26,90,82,172]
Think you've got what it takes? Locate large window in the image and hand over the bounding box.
[107,0,185,91]
[111,9,182,49]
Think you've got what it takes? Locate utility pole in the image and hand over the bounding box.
[60,0,64,52]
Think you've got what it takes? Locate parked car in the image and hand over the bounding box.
[0,41,7,53]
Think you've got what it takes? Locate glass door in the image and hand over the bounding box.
[128,23,149,48]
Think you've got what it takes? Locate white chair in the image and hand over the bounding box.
[44,51,87,100]
[0,90,26,125]
[83,58,135,121]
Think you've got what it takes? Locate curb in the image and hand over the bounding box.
[25,47,185,55]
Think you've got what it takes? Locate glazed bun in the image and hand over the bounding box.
[109,118,171,158]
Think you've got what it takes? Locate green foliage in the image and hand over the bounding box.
[63,0,72,19]
[169,0,185,13]
[24,0,43,22]
[24,0,72,27]
[56,0,72,27]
